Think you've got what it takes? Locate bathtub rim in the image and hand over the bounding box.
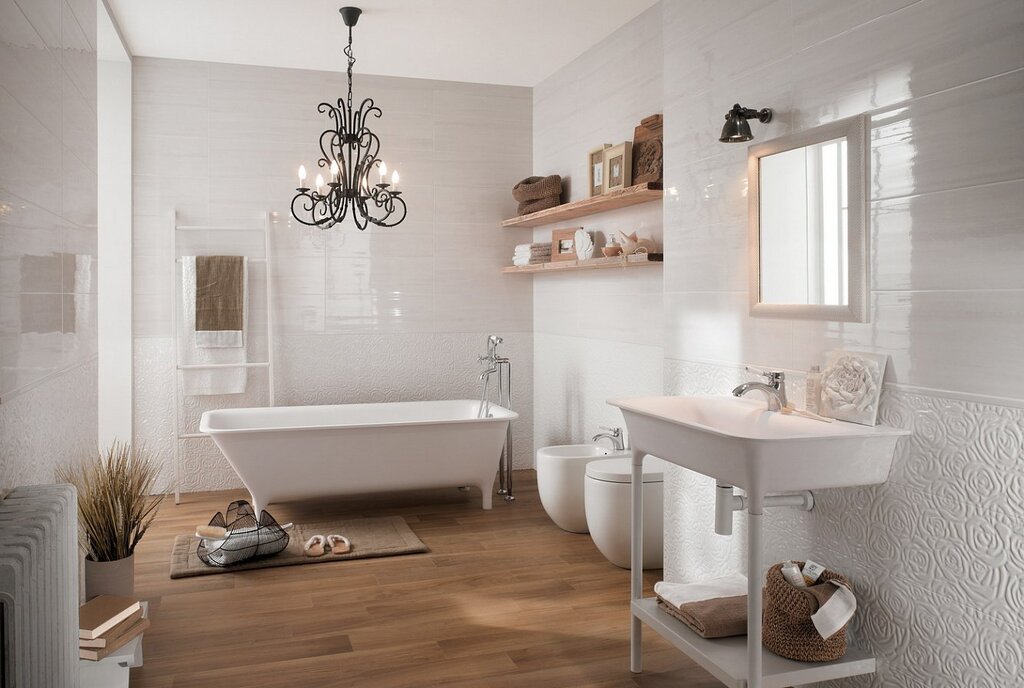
[199,399,517,436]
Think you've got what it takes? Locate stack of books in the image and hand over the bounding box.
[79,595,150,661]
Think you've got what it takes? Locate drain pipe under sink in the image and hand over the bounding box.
[714,481,814,536]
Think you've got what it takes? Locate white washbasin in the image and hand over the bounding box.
[609,395,910,494]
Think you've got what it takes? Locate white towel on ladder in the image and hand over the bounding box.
[180,256,248,396]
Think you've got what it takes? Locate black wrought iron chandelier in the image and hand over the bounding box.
[291,6,407,230]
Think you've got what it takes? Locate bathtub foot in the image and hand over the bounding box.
[458,486,471,492]
[249,494,266,515]
[481,486,493,510]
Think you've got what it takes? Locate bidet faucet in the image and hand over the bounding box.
[592,426,627,451]
[732,368,788,411]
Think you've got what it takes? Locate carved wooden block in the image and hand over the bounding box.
[632,113,663,185]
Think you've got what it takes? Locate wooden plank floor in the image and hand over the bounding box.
[131,471,720,687]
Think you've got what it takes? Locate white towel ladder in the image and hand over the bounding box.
[170,210,276,504]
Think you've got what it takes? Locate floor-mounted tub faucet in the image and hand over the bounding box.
[732,368,787,411]
[477,335,514,502]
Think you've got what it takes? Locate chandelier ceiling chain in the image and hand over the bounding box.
[290,6,407,230]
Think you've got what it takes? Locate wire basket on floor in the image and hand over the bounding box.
[197,500,290,567]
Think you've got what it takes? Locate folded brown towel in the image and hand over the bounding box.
[658,595,747,639]
[195,256,244,331]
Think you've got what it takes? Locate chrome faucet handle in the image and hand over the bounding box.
[598,426,622,436]
[745,366,785,386]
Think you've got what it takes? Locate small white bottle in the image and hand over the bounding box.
[805,365,822,414]
[781,560,807,587]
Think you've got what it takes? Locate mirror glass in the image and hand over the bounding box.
[748,115,867,322]
[759,138,848,306]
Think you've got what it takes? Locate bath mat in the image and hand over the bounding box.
[169,516,428,579]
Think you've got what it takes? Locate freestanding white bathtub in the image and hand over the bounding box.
[199,399,517,512]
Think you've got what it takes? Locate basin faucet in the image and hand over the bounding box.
[592,426,627,451]
[732,369,788,412]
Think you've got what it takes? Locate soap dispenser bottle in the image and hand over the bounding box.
[805,365,822,414]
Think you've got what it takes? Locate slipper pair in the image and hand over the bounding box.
[303,534,351,557]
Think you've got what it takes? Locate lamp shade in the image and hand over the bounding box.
[719,114,753,143]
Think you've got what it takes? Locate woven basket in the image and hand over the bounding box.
[762,561,851,662]
[516,196,562,215]
[512,174,562,202]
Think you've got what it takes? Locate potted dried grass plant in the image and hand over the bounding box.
[57,441,164,599]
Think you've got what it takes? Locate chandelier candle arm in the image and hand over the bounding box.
[290,6,407,230]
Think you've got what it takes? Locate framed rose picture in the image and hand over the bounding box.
[588,144,611,197]
[550,227,581,262]
[818,350,888,425]
[603,142,632,192]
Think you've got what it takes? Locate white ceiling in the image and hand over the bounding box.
[106,0,660,87]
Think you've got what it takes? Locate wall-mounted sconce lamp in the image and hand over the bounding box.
[719,104,773,143]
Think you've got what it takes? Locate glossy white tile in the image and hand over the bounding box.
[60,0,94,108]
[872,180,1024,291]
[326,255,433,296]
[662,291,796,371]
[0,0,62,136]
[870,70,1024,201]
[790,0,1024,124]
[60,142,96,227]
[792,290,1024,397]
[61,69,95,170]
[0,86,62,216]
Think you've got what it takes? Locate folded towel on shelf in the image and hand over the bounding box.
[654,573,747,607]
[658,596,747,639]
[181,256,248,396]
[512,256,549,267]
[654,573,748,639]
[514,243,551,256]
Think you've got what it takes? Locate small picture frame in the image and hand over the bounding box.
[551,227,581,262]
[818,350,888,426]
[588,144,611,197]
[603,142,632,192]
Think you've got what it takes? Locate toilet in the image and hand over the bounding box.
[584,456,665,569]
[536,444,627,533]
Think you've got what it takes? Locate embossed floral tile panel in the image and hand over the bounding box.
[663,359,1024,688]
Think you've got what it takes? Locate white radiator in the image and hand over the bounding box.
[0,484,79,688]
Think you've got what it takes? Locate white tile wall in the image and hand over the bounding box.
[131,58,535,490]
[531,0,1024,684]
[530,6,666,452]
[0,0,98,491]
[656,0,1024,685]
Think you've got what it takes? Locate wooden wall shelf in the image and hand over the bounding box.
[502,182,663,228]
[502,253,663,275]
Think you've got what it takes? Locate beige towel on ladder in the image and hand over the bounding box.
[181,256,248,395]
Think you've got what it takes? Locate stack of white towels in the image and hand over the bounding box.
[513,242,551,267]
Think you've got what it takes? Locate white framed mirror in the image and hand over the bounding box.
[748,115,868,322]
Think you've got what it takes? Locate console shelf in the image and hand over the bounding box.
[632,599,875,688]
[501,182,663,228]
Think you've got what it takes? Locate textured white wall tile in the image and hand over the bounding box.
[662,357,1024,687]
